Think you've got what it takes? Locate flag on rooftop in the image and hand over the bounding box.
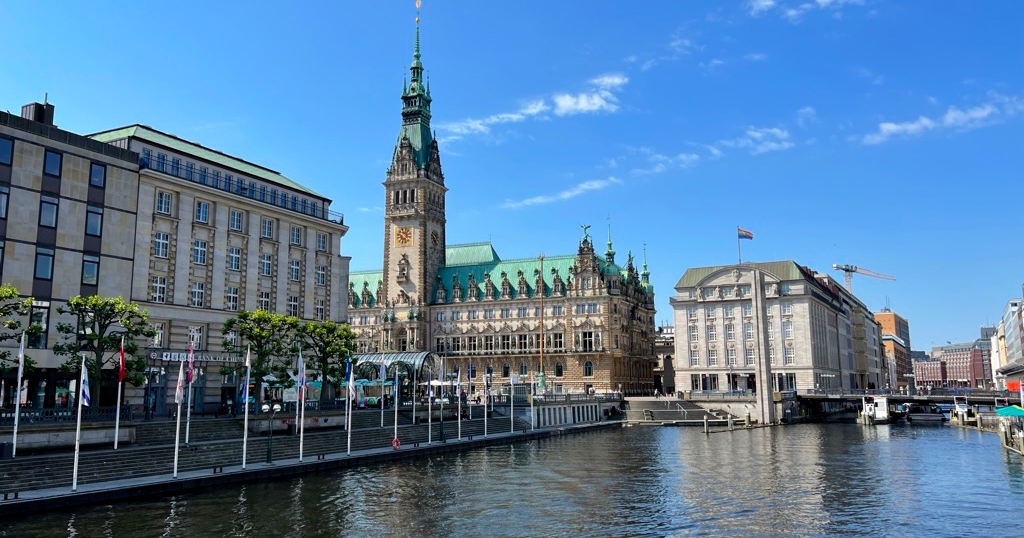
[738,227,754,240]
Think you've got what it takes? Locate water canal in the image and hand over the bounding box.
[2,423,1021,537]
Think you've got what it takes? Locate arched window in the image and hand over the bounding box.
[502,363,510,378]
[519,362,528,376]
[555,362,564,377]
[584,361,594,377]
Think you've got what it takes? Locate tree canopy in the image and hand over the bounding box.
[298,320,357,401]
[0,284,41,373]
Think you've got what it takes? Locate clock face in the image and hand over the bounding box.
[431,230,440,246]
[396,226,413,246]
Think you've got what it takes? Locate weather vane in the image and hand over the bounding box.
[416,0,421,24]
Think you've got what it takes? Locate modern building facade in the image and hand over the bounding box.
[86,125,350,415]
[346,26,658,396]
[875,309,912,389]
[1002,299,1022,365]
[919,330,994,389]
[670,261,884,404]
[0,103,141,408]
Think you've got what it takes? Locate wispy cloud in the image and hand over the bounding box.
[746,0,777,16]
[796,106,817,128]
[357,206,382,213]
[501,177,622,209]
[781,0,866,23]
[553,74,629,116]
[629,147,700,175]
[438,100,549,136]
[743,52,767,61]
[860,95,1019,145]
[855,67,885,86]
[719,126,795,154]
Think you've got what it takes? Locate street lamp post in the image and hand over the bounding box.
[262,402,281,463]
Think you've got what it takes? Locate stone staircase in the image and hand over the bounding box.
[624,399,727,423]
[0,412,533,494]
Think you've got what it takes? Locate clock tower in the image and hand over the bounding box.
[381,14,446,351]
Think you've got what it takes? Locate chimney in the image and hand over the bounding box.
[20,99,55,126]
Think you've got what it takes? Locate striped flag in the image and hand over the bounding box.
[118,337,126,382]
[175,361,185,404]
[80,355,91,407]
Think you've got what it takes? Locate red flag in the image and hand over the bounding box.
[118,337,126,382]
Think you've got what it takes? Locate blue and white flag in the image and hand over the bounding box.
[297,350,306,403]
[345,358,355,400]
[80,355,91,407]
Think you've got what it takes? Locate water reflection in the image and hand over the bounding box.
[3,425,1024,537]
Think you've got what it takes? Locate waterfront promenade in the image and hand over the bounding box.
[0,407,616,518]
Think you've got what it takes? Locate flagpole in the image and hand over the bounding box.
[242,346,251,470]
[530,374,535,431]
[12,332,25,458]
[392,367,399,444]
[428,367,432,445]
[114,336,125,450]
[185,344,194,446]
[173,361,184,478]
[380,358,385,428]
[299,366,306,463]
[737,227,742,265]
[483,373,488,438]
[346,357,353,455]
[510,378,515,434]
[457,375,462,441]
[71,354,87,491]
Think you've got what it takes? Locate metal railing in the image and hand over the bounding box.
[0,405,133,425]
[802,388,1012,399]
[141,156,344,225]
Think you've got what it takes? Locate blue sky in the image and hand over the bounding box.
[3,1,1022,351]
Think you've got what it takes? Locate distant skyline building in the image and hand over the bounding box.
[918,328,994,389]
[875,309,912,389]
[1002,299,1022,365]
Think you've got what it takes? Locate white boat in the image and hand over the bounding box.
[904,403,948,423]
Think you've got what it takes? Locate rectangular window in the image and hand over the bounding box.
[185,162,194,181]
[575,304,585,315]
[707,349,718,366]
[213,171,221,187]
[784,347,795,365]
[289,259,300,281]
[153,232,169,258]
[518,334,528,350]
[155,153,166,172]
[727,348,737,366]
[689,325,698,343]
[199,166,208,184]
[39,195,58,228]
[290,225,302,245]
[315,265,326,286]
[483,335,494,351]
[769,347,776,366]
[156,192,172,215]
[43,150,62,177]
[90,162,106,187]
[706,324,717,342]
[228,247,241,271]
[258,291,271,311]
[587,303,598,314]
[194,201,209,224]
[152,323,165,347]
[725,323,735,341]
[435,311,445,322]
[171,158,181,176]
[315,299,326,321]
[745,348,755,366]
[190,281,206,307]
[705,306,715,318]
[744,322,754,341]
[287,296,299,317]
[552,333,563,349]
[229,210,243,232]
[782,302,792,315]
[225,286,239,311]
[34,247,54,279]
[259,254,272,276]
[500,308,511,318]
[783,321,794,339]
[192,240,208,265]
[687,307,697,320]
[468,310,478,320]
[0,185,8,219]
[317,232,328,252]
[0,136,12,165]
[724,305,734,318]
[151,276,166,303]
[261,218,274,239]
[768,323,774,341]
[484,309,493,319]
[517,307,528,318]
[85,205,103,236]
[81,254,99,285]
[742,303,753,317]
[689,350,699,366]
[552,305,563,316]
[27,301,49,349]
[188,326,204,350]
[500,335,511,351]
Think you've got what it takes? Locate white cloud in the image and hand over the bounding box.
[855,67,885,85]
[743,52,767,61]
[553,74,629,116]
[746,0,777,15]
[357,206,382,213]
[641,59,657,71]
[719,126,795,154]
[623,55,638,64]
[669,30,697,55]
[797,106,817,128]
[439,99,550,136]
[860,95,1020,145]
[780,0,865,23]
[629,147,700,175]
[501,177,622,209]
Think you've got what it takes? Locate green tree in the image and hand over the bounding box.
[0,284,41,373]
[222,310,300,407]
[53,295,157,406]
[298,320,357,402]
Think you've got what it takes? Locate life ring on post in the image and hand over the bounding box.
[392,437,401,451]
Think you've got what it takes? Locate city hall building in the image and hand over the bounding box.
[348,27,658,396]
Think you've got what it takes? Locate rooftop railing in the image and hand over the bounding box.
[141,155,344,225]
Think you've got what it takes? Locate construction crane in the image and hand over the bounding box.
[831,264,896,292]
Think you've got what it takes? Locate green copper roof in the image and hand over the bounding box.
[436,254,578,301]
[446,242,501,266]
[349,270,383,308]
[397,17,433,169]
[674,261,806,289]
[89,125,325,199]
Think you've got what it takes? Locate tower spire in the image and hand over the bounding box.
[605,219,616,263]
[396,0,433,170]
